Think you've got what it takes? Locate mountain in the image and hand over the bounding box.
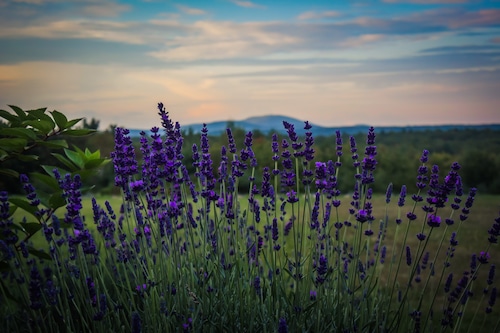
[127,115,500,137]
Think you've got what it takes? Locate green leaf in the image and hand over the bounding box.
[48,192,66,210]
[65,118,84,128]
[0,168,19,178]
[8,204,17,216]
[30,172,61,191]
[27,247,52,260]
[20,222,42,236]
[64,148,84,168]
[7,105,27,119]
[23,119,55,134]
[0,109,19,123]
[50,110,68,130]
[84,158,109,169]
[0,278,21,304]
[37,139,68,149]
[0,128,37,140]
[0,138,27,152]
[16,154,39,162]
[9,198,39,219]
[41,165,70,177]
[85,148,101,159]
[61,129,96,136]
[50,153,78,171]
[27,108,51,123]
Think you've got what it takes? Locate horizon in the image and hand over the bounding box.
[1,0,499,129]
[125,113,500,134]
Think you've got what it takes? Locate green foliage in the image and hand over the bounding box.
[0,105,109,261]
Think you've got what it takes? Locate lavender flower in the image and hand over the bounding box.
[488,213,500,244]
[406,246,412,266]
[111,127,138,189]
[315,254,329,285]
[278,317,288,333]
[427,214,441,228]
[132,311,142,333]
[29,264,43,310]
[479,251,490,264]
[485,264,496,287]
[486,287,497,313]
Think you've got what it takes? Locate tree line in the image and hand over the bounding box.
[2,115,499,195]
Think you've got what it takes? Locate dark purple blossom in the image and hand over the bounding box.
[406,246,412,266]
[479,251,490,264]
[398,185,407,207]
[487,265,495,285]
[486,287,497,313]
[278,317,288,333]
[310,290,317,301]
[427,214,442,228]
[29,264,43,310]
[315,254,329,285]
[132,311,142,333]
[444,273,453,293]
[111,127,138,188]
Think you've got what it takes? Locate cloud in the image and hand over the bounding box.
[0,19,148,44]
[176,5,206,15]
[149,21,299,61]
[230,1,265,9]
[340,34,384,47]
[297,10,341,20]
[82,2,131,17]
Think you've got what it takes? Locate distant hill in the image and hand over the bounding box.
[127,115,500,137]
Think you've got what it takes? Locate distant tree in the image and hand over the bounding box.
[83,117,100,130]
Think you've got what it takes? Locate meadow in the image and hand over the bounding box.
[1,103,499,332]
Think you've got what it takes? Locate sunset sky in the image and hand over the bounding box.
[1,0,499,130]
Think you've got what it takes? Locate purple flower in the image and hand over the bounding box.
[487,213,500,244]
[29,264,43,310]
[111,127,138,188]
[406,246,412,266]
[335,131,343,157]
[284,219,293,236]
[283,121,298,143]
[129,180,144,192]
[479,251,490,264]
[132,311,142,333]
[397,185,407,207]
[182,317,193,332]
[310,290,317,301]
[380,246,387,263]
[406,212,417,221]
[278,317,288,333]
[444,273,453,293]
[315,254,329,285]
[486,287,497,313]
[286,190,299,203]
[427,214,441,228]
[20,174,41,207]
[253,276,261,295]
[385,183,393,204]
[487,264,495,285]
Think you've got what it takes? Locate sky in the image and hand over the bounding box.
[1,0,500,130]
